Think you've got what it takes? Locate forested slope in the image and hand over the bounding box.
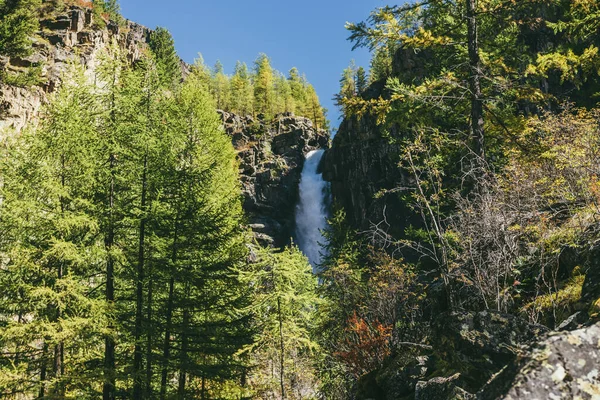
[318,1,600,398]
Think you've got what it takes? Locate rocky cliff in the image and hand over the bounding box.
[321,111,416,238]
[0,4,150,133]
[220,111,329,246]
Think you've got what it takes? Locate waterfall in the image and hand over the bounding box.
[295,149,330,269]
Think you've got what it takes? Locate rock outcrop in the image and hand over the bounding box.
[321,113,414,236]
[432,311,549,392]
[220,111,329,246]
[479,322,600,400]
[0,5,151,133]
[355,312,600,400]
[415,374,475,400]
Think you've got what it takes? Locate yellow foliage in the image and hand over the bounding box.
[590,297,600,319]
[522,275,585,324]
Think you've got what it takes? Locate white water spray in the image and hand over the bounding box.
[295,150,330,269]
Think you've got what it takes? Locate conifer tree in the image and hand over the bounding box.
[0,65,106,399]
[148,27,182,88]
[230,61,254,115]
[356,66,368,95]
[288,67,308,115]
[306,84,327,130]
[0,0,41,58]
[335,61,357,116]
[241,246,320,399]
[158,68,250,399]
[211,60,231,110]
[274,71,294,114]
[253,53,275,118]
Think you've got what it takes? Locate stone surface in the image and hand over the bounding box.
[582,241,600,314]
[478,323,600,400]
[321,113,414,236]
[415,374,475,400]
[219,110,329,246]
[0,6,152,134]
[432,311,549,391]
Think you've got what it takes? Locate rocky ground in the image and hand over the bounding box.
[355,311,600,399]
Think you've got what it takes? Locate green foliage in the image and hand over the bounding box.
[0,40,251,399]
[240,245,320,399]
[92,0,122,25]
[148,27,182,88]
[0,65,45,87]
[192,53,328,127]
[230,61,254,115]
[253,53,276,118]
[211,59,231,109]
[0,0,41,58]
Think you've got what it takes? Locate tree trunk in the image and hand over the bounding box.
[159,276,175,400]
[38,342,48,399]
[133,153,148,400]
[278,295,285,400]
[466,0,485,160]
[177,290,190,400]
[145,262,154,398]
[103,154,116,400]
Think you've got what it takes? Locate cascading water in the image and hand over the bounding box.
[295,149,330,269]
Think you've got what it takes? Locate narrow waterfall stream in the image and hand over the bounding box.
[295,149,330,269]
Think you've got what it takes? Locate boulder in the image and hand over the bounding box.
[415,374,475,400]
[478,323,600,400]
[432,311,549,391]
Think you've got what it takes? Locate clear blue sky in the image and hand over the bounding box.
[120,0,388,128]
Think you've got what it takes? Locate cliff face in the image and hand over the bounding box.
[321,113,414,235]
[0,5,150,133]
[221,111,329,246]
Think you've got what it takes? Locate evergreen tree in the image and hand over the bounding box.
[306,84,327,130]
[148,27,182,88]
[274,71,293,114]
[211,60,231,110]
[369,45,394,83]
[241,246,320,399]
[253,53,275,118]
[334,61,357,114]
[0,0,41,58]
[230,61,254,115]
[356,66,368,95]
[288,67,308,115]
[0,65,107,399]
[158,68,250,399]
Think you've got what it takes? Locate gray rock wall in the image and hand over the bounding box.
[0,6,151,134]
[220,111,329,246]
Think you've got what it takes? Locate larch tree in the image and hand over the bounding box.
[240,246,320,400]
[211,60,231,110]
[157,67,250,400]
[0,65,107,399]
[0,0,41,58]
[253,53,275,119]
[148,27,182,88]
[288,67,308,115]
[230,61,254,116]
